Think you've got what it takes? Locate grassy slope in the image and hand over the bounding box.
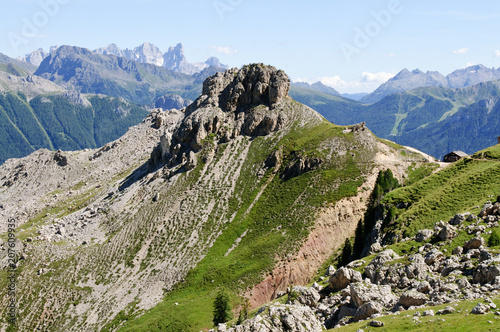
[383,144,500,238]
[117,117,375,331]
[334,296,500,332]
[304,144,500,332]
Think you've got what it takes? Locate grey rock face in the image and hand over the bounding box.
[329,267,363,291]
[21,48,50,67]
[399,290,428,308]
[471,303,490,314]
[415,229,434,242]
[464,237,485,251]
[64,90,92,108]
[365,250,400,279]
[354,302,382,322]
[287,286,320,308]
[158,65,291,166]
[199,64,290,112]
[350,282,397,308]
[227,304,323,332]
[438,224,458,241]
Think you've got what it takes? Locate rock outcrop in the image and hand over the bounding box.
[155,64,291,166]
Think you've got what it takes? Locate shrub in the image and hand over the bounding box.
[488,229,500,247]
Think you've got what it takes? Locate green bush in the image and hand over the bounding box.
[488,229,500,247]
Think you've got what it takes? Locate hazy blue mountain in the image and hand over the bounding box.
[447,64,500,89]
[341,92,368,101]
[362,65,500,104]
[292,81,340,96]
[361,69,448,104]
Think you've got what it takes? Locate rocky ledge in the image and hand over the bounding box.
[151,64,291,168]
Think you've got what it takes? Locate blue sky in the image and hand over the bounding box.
[1,0,500,93]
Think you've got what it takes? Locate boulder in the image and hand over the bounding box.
[424,249,444,265]
[287,286,320,308]
[417,281,431,293]
[354,302,382,322]
[227,304,322,332]
[336,304,357,321]
[449,213,469,225]
[415,229,434,242]
[329,267,363,291]
[437,306,456,315]
[464,237,485,251]
[422,309,435,316]
[350,282,397,308]
[480,202,494,217]
[365,249,400,279]
[471,303,490,314]
[368,320,385,327]
[405,254,428,279]
[326,265,336,276]
[438,224,458,241]
[53,150,68,167]
[399,290,428,308]
[473,263,500,284]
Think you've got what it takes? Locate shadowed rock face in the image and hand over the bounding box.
[157,64,291,165]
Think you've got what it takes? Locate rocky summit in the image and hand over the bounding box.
[0,64,445,331]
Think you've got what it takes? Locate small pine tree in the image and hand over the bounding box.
[236,298,249,325]
[213,290,233,326]
[488,229,500,247]
[339,238,352,267]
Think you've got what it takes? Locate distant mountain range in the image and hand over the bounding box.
[361,65,500,103]
[34,45,226,104]
[5,43,500,163]
[20,42,228,75]
[291,80,500,159]
[292,81,368,101]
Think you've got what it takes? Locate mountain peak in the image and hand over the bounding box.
[199,63,290,112]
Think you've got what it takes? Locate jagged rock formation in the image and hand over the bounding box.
[155,64,291,165]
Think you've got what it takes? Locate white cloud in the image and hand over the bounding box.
[296,72,394,94]
[452,48,469,55]
[387,53,396,58]
[210,45,238,55]
[494,50,500,57]
[361,71,394,83]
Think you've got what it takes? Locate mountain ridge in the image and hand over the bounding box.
[0,64,423,331]
[361,65,500,104]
